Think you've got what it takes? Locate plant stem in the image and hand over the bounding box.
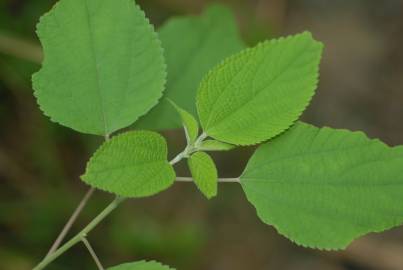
[46,134,110,257]
[0,31,42,63]
[194,132,207,148]
[82,237,105,270]
[33,139,236,270]
[169,151,187,165]
[170,133,209,166]
[33,196,125,270]
[169,146,191,165]
[45,187,95,257]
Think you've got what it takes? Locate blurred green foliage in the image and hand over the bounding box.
[2,1,403,270]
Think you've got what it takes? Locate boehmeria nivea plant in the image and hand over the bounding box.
[31,0,403,269]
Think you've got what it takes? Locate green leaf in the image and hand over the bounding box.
[196,32,323,145]
[168,99,199,144]
[188,152,218,199]
[240,122,403,249]
[108,260,175,270]
[199,139,235,151]
[82,131,175,197]
[33,0,166,136]
[136,4,244,130]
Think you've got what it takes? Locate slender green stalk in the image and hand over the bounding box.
[45,187,95,257]
[169,133,208,165]
[32,146,189,270]
[33,196,125,270]
[0,32,42,63]
[45,134,110,256]
[32,134,237,270]
[82,237,105,270]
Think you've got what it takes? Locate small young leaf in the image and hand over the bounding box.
[188,152,218,199]
[168,99,199,144]
[33,0,166,136]
[199,139,235,151]
[136,4,245,130]
[197,32,323,145]
[240,122,403,249]
[82,131,175,198]
[108,260,175,270]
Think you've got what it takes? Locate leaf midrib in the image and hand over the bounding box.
[207,39,314,133]
[84,0,108,135]
[88,159,168,174]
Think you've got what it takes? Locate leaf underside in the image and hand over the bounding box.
[82,131,175,198]
[108,260,175,270]
[197,32,323,145]
[241,122,403,249]
[136,4,245,130]
[33,0,166,135]
[188,151,218,199]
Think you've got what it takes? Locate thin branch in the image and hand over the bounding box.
[0,31,42,63]
[82,237,105,270]
[169,151,186,165]
[176,176,240,183]
[33,147,196,269]
[46,134,111,257]
[45,187,95,257]
[194,132,208,147]
[170,133,209,166]
[33,196,125,270]
[169,145,192,165]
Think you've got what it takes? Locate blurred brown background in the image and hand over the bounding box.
[1,0,403,269]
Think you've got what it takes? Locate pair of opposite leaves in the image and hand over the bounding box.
[33,0,403,254]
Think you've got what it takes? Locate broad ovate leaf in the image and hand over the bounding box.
[136,4,244,130]
[168,100,199,144]
[241,122,403,249]
[197,32,323,145]
[108,260,174,270]
[199,139,235,152]
[188,152,218,199]
[33,0,166,136]
[82,131,175,197]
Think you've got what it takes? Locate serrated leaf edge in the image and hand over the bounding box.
[240,121,403,250]
[108,260,176,270]
[81,130,176,198]
[32,0,167,136]
[196,32,324,146]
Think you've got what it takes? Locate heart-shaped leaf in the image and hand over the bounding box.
[82,131,175,198]
[33,0,166,135]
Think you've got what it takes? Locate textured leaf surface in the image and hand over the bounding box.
[188,152,218,199]
[169,100,199,144]
[108,260,174,270]
[197,32,323,145]
[136,4,244,130]
[199,139,235,151]
[241,122,403,249]
[82,131,175,197]
[33,0,166,135]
